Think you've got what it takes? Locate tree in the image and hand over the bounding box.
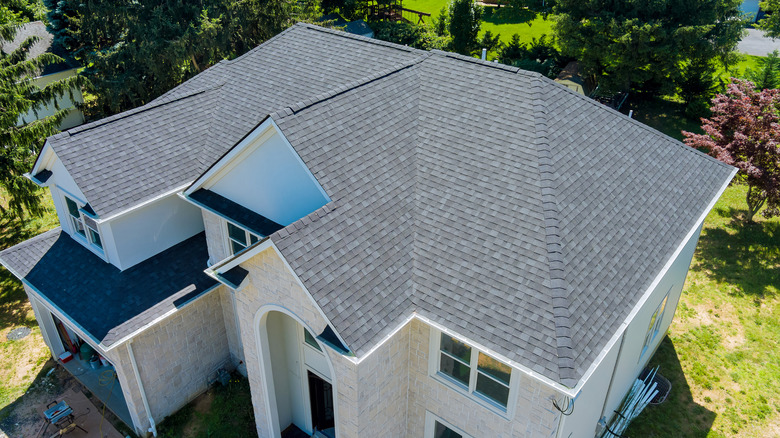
[51,0,308,119]
[372,21,449,50]
[448,0,482,55]
[758,0,780,38]
[0,22,84,218]
[555,0,744,93]
[743,50,780,91]
[477,30,502,54]
[498,34,567,78]
[677,57,721,118]
[683,79,780,222]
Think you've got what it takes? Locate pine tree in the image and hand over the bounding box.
[0,22,84,218]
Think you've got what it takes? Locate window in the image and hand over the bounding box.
[641,293,669,358]
[424,412,473,438]
[436,333,512,408]
[226,222,259,255]
[65,197,85,237]
[64,196,103,252]
[304,327,322,352]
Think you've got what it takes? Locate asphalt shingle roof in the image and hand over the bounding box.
[0,21,79,75]
[17,23,735,387]
[0,229,217,347]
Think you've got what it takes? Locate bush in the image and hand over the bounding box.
[371,21,449,51]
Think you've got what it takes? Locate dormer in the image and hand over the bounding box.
[183,118,330,265]
[29,142,205,270]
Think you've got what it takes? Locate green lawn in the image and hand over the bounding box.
[627,183,780,437]
[403,0,557,47]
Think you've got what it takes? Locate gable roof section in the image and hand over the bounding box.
[263,45,735,387]
[43,24,423,219]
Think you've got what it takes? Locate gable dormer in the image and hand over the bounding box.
[184,118,329,264]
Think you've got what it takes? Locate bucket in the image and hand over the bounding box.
[89,356,100,369]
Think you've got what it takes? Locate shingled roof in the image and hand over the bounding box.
[0,21,79,76]
[257,31,735,386]
[0,230,217,347]
[24,23,734,388]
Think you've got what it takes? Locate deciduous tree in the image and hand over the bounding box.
[683,79,780,222]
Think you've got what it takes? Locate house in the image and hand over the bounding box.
[0,21,85,130]
[0,23,735,438]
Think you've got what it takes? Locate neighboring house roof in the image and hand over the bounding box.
[0,230,217,347]
[0,21,79,76]
[21,23,735,388]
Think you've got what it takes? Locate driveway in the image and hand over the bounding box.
[738,28,780,56]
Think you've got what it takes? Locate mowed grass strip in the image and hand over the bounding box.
[627,183,780,437]
[0,190,59,410]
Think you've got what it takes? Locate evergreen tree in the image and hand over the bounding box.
[555,0,744,93]
[0,22,84,218]
[448,0,482,55]
[744,50,780,91]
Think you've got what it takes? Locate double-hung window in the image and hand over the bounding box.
[641,293,669,358]
[424,412,473,438]
[64,196,102,251]
[436,332,513,409]
[227,222,259,255]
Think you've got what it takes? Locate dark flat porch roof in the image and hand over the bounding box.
[0,229,218,347]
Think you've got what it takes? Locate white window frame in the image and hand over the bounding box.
[428,328,518,418]
[63,194,103,254]
[424,411,473,438]
[640,292,670,359]
[224,220,259,255]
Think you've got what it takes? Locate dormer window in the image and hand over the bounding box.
[227,222,258,255]
[64,195,103,252]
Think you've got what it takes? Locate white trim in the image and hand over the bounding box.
[567,167,736,394]
[99,183,191,223]
[268,119,331,202]
[30,141,55,176]
[253,304,341,438]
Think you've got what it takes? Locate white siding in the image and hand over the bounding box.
[107,193,204,270]
[18,69,85,130]
[209,131,328,226]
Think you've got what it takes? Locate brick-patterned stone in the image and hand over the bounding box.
[203,210,229,264]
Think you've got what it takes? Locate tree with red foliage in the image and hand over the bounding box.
[684,79,780,223]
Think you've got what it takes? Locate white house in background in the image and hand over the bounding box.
[0,23,735,438]
[1,21,85,130]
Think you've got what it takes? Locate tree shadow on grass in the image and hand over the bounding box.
[482,6,540,25]
[625,336,716,437]
[693,207,780,302]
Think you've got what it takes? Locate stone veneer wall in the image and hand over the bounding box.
[120,288,232,430]
[406,318,562,437]
[202,210,229,264]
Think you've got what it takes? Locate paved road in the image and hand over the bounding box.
[738,28,780,56]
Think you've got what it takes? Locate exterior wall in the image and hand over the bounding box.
[208,130,328,226]
[596,223,704,429]
[203,210,229,264]
[220,286,245,371]
[19,69,85,130]
[406,319,562,438]
[127,289,231,426]
[105,193,204,270]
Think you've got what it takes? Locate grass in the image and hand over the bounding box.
[0,189,59,410]
[626,183,780,437]
[403,0,557,46]
[157,374,257,438]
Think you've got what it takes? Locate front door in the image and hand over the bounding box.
[307,371,334,433]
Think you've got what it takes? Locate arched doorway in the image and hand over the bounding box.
[258,310,336,438]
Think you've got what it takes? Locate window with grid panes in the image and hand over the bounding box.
[438,333,512,408]
[227,222,259,255]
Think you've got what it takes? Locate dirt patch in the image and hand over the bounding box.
[181,389,215,437]
[687,303,746,350]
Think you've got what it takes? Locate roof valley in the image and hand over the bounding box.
[531,75,577,387]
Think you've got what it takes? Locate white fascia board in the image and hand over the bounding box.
[102,283,221,352]
[270,118,331,202]
[184,118,276,195]
[97,183,191,223]
[30,141,55,176]
[567,167,738,395]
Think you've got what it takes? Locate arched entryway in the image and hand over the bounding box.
[257,309,337,438]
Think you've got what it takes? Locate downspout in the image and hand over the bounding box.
[128,340,158,437]
[598,325,629,429]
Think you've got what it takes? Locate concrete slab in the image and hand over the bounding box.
[738,28,780,56]
[60,357,132,428]
[37,388,123,438]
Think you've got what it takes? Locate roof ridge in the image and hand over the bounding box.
[298,22,426,55]
[49,82,224,142]
[532,75,577,386]
[268,53,430,120]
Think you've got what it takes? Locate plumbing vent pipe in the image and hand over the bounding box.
[481,48,487,60]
